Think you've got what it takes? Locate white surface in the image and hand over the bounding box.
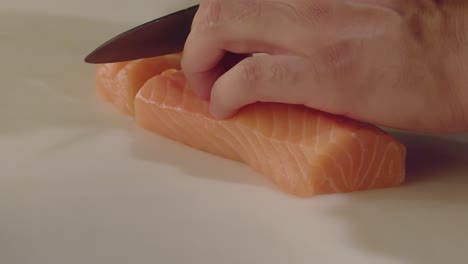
[1,1,468,264]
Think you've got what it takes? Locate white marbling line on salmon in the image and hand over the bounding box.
[318,162,341,193]
[357,134,379,189]
[339,134,355,189]
[328,124,351,190]
[352,132,365,189]
[285,108,309,184]
[369,141,402,188]
[285,142,308,186]
[297,111,314,185]
[238,123,266,173]
[217,121,248,162]
[267,116,295,185]
[265,107,294,181]
[313,116,321,155]
[252,125,286,184]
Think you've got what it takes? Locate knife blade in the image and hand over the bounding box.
[84,4,199,64]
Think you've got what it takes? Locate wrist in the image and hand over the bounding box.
[439,3,468,130]
[404,1,468,131]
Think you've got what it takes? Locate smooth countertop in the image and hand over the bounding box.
[2,1,468,263]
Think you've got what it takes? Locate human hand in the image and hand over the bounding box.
[181,0,468,133]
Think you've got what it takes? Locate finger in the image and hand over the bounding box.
[181,35,224,99]
[181,19,270,101]
[181,46,249,100]
[208,52,362,120]
[208,55,314,119]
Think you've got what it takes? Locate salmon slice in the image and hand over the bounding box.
[96,56,406,197]
[97,54,181,115]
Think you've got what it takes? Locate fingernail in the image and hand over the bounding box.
[209,103,236,120]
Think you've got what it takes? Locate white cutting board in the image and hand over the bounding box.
[1,1,468,264]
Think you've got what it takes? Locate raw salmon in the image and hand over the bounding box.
[97,53,182,115]
[96,55,406,197]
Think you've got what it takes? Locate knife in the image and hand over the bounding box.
[84,4,199,64]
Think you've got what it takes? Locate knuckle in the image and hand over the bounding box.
[404,2,445,45]
[289,0,333,25]
[231,0,262,21]
[195,0,223,31]
[319,40,358,78]
[238,58,261,84]
[269,59,294,83]
[195,0,335,33]
[195,0,262,31]
[238,57,294,84]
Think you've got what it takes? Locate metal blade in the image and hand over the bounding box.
[84,5,199,64]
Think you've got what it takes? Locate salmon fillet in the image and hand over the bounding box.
[96,55,406,197]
